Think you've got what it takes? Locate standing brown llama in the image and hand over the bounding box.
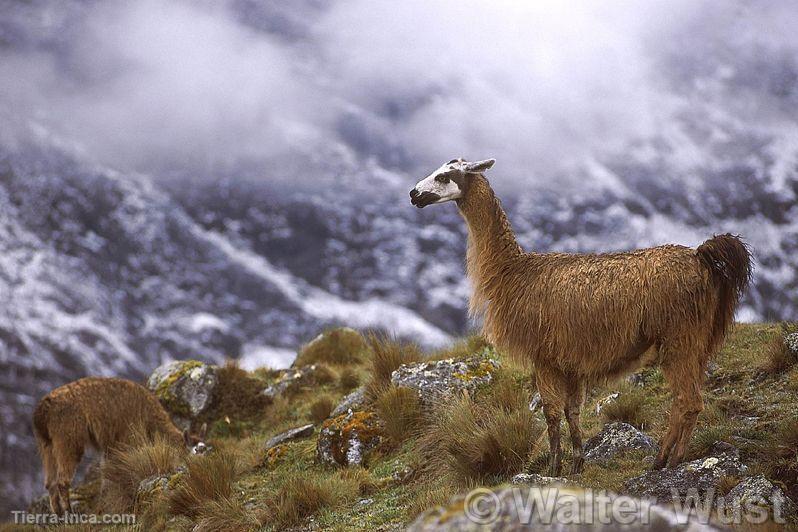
[410,157,751,476]
[32,377,206,514]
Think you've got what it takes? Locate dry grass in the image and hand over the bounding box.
[427,334,489,361]
[312,363,337,385]
[686,426,733,461]
[760,322,798,375]
[309,395,335,424]
[406,483,457,520]
[99,432,184,512]
[600,388,650,430]
[373,385,422,444]
[365,333,422,400]
[169,451,238,517]
[338,367,361,391]
[418,375,544,484]
[271,474,359,527]
[294,327,369,366]
[201,361,272,426]
[768,418,798,460]
[193,496,261,532]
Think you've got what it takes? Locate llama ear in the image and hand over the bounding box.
[182,429,191,447]
[198,422,208,439]
[463,159,495,173]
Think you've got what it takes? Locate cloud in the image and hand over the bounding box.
[1,0,796,186]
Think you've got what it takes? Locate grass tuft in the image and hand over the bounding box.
[418,375,543,484]
[99,432,184,512]
[294,328,368,367]
[169,451,238,517]
[365,334,422,401]
[338,367,361,391]
[600,388,650,430]
[427,334,490,361]
[686,426,733,461]
[201,361,272,428]
[271,475,359,527]
[760,322,798,375]
[374,385,422,444]
[309,395,335,424]
[193,496,261,532]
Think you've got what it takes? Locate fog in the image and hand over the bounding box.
[1,0,797,185]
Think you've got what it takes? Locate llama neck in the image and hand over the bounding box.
[457,176,522,311]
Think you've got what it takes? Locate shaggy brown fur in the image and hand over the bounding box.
[429,171,751,475]
[32,377,200,514]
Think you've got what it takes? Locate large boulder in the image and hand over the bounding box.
[317,410,382,467]
[726,474,797,524]
[584,422,658,464]
[331,386,366,417]
[147,360,218,426]
[407,485,719,531]
[623,444,747,504]
[391,352,500,406]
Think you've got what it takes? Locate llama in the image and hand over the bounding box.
[410,158,751,476]
[32,377,207,514]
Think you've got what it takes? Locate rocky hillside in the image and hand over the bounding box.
[12,324,798,530]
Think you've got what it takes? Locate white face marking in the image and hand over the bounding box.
[413,161,464,204]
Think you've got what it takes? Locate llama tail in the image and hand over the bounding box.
[696,234,753,349]
[32,397,52,446]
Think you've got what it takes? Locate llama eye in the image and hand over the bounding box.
[435,175,450,183]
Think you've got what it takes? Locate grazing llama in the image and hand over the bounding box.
[410,158,751,475]
[32,377,207,514]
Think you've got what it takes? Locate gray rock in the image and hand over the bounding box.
[147,360,218,418]
[594,392,619,415]
[265,424,314,451]
[785,332,798,356]
[626,372,647,387]
[528,392,542,412]
[584,422,658,463]
[331,386,366,417]
[407,485,719,531]
[726,474,797,523]
[261,364,320,400]
[137,467,186,500]
[511,473,572,486]
[624,449,748,504]
[317,410,382,467]
[391,352,499,405]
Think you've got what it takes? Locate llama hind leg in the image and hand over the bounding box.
[535,365,567,477]
[564,379,586,475]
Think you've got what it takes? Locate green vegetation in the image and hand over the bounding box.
[14,323,798,531]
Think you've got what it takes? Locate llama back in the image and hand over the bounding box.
[35,377,183,451]
[483,244,725,375]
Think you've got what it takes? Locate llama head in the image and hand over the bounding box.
[410,158,495,208]
[183,422,209,454]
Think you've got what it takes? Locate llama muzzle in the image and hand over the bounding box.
[409,189,440,208]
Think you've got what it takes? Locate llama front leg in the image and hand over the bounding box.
[564,380,585,475]
[654,352,705,469]
[52,439,83,514]
[535,365,566,477]
[40,444,61,514]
